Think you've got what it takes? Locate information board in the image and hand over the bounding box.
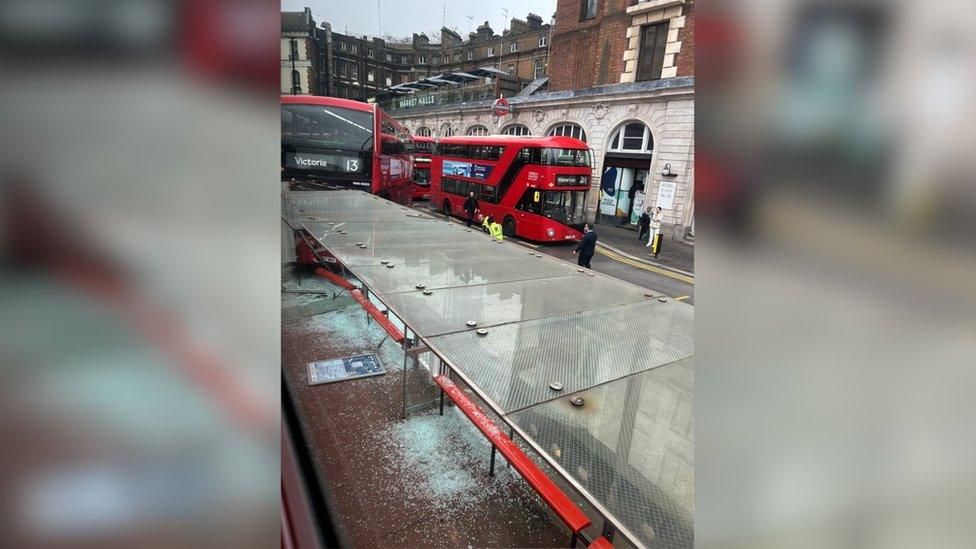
[655,180,677,210]
[307,354,385,385]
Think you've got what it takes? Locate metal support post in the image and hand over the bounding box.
[570,532,577,548]
[438,389,445,415]
[601,521,615,542]
[401,336,409,419]
[489,446,497,476]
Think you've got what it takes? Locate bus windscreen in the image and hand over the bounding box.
[282,104,373,149]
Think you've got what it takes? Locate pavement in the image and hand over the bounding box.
[593,223,695,276]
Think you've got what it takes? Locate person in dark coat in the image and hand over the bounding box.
[574,224,597,268]
[462,192,478,227]
[637,207,651,241]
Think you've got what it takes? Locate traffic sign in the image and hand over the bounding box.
[492,97,511,117]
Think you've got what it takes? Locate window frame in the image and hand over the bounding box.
[467,50,473,60]
[580,0,598,21]
[607,122,653,153]
[547,123,587,143]
[487,46,494,57]
[636,21,670,82]
[539,36,547,48]
[501,124,530,136]
[510,42,518,53]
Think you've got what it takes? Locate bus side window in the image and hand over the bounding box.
[516,148,531,162]
[517,189,542,214]
[480,184,497,204]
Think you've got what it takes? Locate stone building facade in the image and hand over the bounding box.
[392,78,695,239]
[281,8,323,95]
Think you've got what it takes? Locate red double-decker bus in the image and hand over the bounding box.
[431,135,592,242]
[281,96,412,199]
[409,135,436,201]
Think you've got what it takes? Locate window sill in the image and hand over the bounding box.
[626,0,684,15]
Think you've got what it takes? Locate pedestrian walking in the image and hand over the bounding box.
[488,217,504,241]
[637,207,651,241]
[463,192,478,227]
[574,223,597,268]
[647,206,664,257]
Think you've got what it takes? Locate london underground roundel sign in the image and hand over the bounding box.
[492,97,511,117]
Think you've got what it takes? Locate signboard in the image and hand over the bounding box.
[492,97,511,117]
[630,191,646,225]
[442,160,493,180]
[655,180,677,210]
[599,166,618,216]
[285,152,364,173]
[398,94,436,109]
[307,354,385,385]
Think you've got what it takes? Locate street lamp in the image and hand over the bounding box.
[661,162,678,177]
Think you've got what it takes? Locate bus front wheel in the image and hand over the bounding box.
[443,200,451,217]
[503,216,516,237]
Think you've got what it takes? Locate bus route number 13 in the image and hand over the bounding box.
[345,159,360,172]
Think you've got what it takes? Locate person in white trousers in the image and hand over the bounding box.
[647,206,664,248]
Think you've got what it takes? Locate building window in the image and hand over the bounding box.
[289,39,299,60]
[351,44,357,54]
[548,123,587,143]
[539,36,547,48]
[454,52,460,61]
[608,122,652,152]
[636,22,669,81]
[350,65,358,80]
[385,75,392,86]
[501,124,530,136]
[340,42,346,51]
[466,125,489,136]
[534,58,545,78]
[467,50,473,60]
[419,55,427,64]
[367,69,375,82]
[510,42,518,53]
[368,47,374,57]
[440,123,455,137]
[335,60,344,76]
[487,46,494,57]
[386,53,392,62]
[416,126,432,137]
[291,70,301,93]
[402,55,408,64]
[581,0,598,21]
[507,64,515,75]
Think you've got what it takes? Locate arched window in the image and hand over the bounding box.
[439,123,455,137]
[416,126,432,137]
[607,122,652,153]
[501,124,530,136]
[291,70,301,93]
[466,125,489,136]
[547,123,587,143]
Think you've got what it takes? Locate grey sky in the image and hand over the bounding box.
[281,0,558,41]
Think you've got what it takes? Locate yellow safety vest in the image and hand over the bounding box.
[489,223,504,240]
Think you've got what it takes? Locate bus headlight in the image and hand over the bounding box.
[547,228,556,238]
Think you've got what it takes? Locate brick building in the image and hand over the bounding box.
[281,8,552,103]
[549,0,694,90]
[390,0,695,239]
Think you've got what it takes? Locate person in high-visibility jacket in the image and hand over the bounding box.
[488,217,504,241]
[481,214,492,234]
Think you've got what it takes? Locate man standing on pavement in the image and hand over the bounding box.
[637,207,651,242]
[463,191,478,227]
[647,206,663,246]
[574,224,597,268]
